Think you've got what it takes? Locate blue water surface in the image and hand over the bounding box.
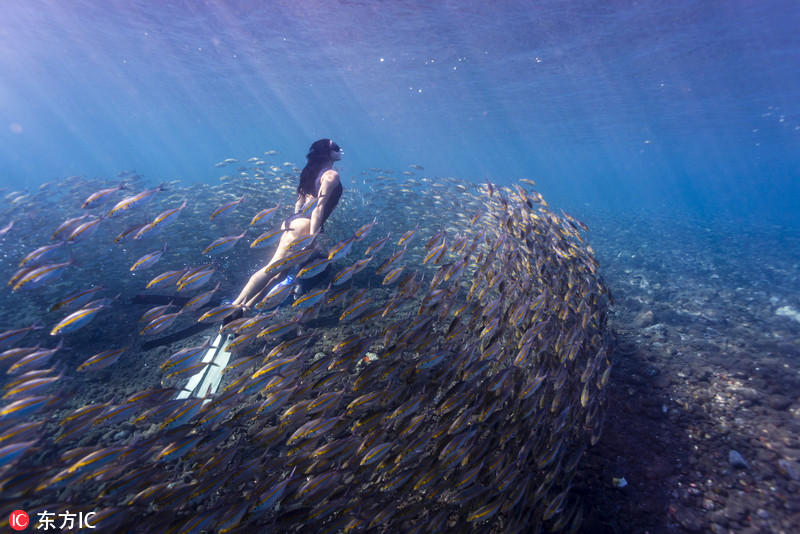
[1,0,798,222]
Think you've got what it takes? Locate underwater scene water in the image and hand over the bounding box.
[1,1,799,533]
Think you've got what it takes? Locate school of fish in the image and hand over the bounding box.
[0,157,613,533]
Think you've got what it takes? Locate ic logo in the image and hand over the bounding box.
[10,510,29,530]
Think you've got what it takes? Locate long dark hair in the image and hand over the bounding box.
[297,139,342,228]
[297,139,331,197]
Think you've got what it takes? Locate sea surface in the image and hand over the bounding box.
[1,1,799,533]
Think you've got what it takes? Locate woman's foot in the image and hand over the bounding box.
[221,303,248,329]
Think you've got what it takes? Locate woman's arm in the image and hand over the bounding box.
[309,170,340,235]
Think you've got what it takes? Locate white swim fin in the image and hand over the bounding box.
[175,332,233,401]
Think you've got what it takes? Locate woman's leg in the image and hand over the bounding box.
[233,217,311,309]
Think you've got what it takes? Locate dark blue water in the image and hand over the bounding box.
[3,4,800,531]
[2,0,798,222]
